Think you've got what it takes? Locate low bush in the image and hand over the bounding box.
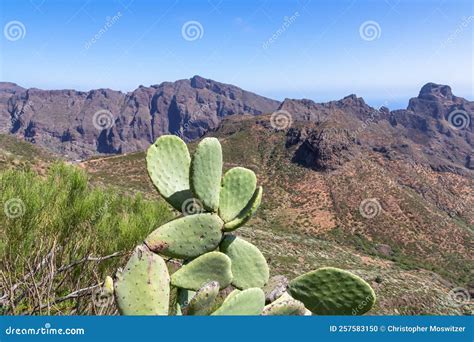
[0,163,173,314]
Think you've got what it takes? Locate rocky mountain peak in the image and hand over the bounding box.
[280,83,472,174]
[338,94,366,107]
[190,75,207,89]
[418,82,453,101]
[0,82,25,93]
[407,82,472,121]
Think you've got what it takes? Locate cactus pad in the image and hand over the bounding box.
[114,245,170,315]
[220,235,269,289]
[262,299,306,316]
[185,281,220,315]
[219,167,257,222]
[211,288,265,315]
[171,252,233,290]
[223,186,263,231]
[191,137,222,212]
[288,267,376,315]
[144,213,223,259]
[147,135,192,210]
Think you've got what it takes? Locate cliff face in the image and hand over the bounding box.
[0,76,279,159]
[280,83,473,173]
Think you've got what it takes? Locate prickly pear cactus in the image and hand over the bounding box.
[220,235,269,289]
[219,167,257,222]
[144,213,223,259]
[288,267,376,315]
[223,186,262,231]
[171,252,233,290]
[114,245,170,315]
[211,288,265,315]
[191,137,222,212]
[262,298,306,316]
[185,281,220,315]
[113,135,376,316]
[147,135,192,210]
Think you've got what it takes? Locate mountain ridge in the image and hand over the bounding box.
[0,75,279,159]
[0,78,472,173]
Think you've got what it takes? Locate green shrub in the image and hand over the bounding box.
[0,162,173,314]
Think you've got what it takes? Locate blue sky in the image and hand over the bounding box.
[0,0,472,109]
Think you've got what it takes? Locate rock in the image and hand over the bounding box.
[374,275,383,284]
[375,244,393,257]
[291,127,356,171]
[263,275,289,303]
[466,155,474,170]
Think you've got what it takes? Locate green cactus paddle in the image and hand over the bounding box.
[219,167,257,222]
[171,252,233,290]
[185,281,220,315]
[144,213,223,259]
[114,245,170,315]
[223,186,263,231]
[211,288,265,315]
[191,137,222,212]
[288,267,376,315]
[147,135,193,210]
[220,235,269,289]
